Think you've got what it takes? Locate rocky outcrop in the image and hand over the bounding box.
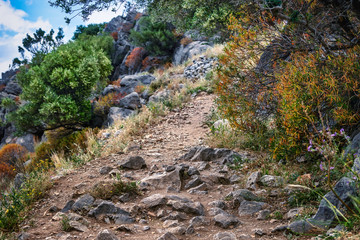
[173,41,211,65]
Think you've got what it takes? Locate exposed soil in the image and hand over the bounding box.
[20,93,294,240]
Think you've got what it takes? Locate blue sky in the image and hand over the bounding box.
[0,0,122,74]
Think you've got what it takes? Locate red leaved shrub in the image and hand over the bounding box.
[111,31,118,41]
[125,47,145,71]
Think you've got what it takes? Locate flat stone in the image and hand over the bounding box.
[157,232,178,240]
[238,201,267,217]
[141,194,167,208]
[118,156,146,170]
[69,221,88,232]
[213,232,237,240]
[190,216,210,226]
[96,229,119,240]
[214,213,241,229]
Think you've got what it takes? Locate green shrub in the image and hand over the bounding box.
[10,35,113,133]
[129,17,177,56]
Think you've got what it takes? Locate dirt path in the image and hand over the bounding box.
[21,93,289,240]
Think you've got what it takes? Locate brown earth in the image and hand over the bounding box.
[20,93,295,240]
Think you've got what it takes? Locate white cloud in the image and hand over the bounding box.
[0,0,53,74]
[86,8,122,24]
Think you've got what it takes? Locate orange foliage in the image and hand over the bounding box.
[134,85,146,94]
[141,56,161,70]
[0,84,5,91]
[14,96,20,103]
[0,144,27,173]
[125,47,145,70]
[111,31,118,41]
[110,79,121,87]
[0,162,15,178]
[134,13,143,21]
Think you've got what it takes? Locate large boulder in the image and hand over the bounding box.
[173,41,211,65]
[119,74,155,95]
[116,92,141,110]
[105,107,134,127]
[15,133,36,152]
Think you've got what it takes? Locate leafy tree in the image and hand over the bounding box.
[12,28,64,68]
[49,0,132,23]
[129,16,177,55]
[72,23,106,40]
[9,35,113,133]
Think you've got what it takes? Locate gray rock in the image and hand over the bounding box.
[229,174,241,184]
[271,225,288,233]
[96,229,119,240]
[185,175,203,189]
[102,85,121,96]
[14,173,26,190]
[141,194,167,208]
[118,156,146,170]
[69,221,88,232]
[16,133,35,152]
[287,220,314,234]
[326,224,346,237]
[285,207,303,220]
[89,201,129,219]
[168,197,205,216]
[260,175,284,187]
[17,232,31,240]
[246,171,261,190]
[188,183,209,193]
[149,89,170,103]
[257,209,271,220]
[214,213,241,229]
[100,166,113,175]
[209,207,228,216]
[208,201,226,210]
[173,41,211,65]
[61,200,75,213]
[163,220,179,228]
[72,194,95,212]
[117,92,141,110]
[113,214,134,224]
[140,169,181,191]
[254,229,265,236]
[238,201,267,217]
[190,216,210,226]
[157,232,178,240]
[226,189,259,202]
[162,211,188,221]
[186,224,195,234]
[4,81,22,95]
[310,177,357,229]
[168,226,186,235]
[187,166,200,176]
[213,232,237,240]
[106,107,134,126]
[120,74,155,95]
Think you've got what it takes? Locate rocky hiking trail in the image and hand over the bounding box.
[21,93,291,240]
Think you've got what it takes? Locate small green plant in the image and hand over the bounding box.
[61,215,71,232]
[0,97,16,109]
[272,211,283,220]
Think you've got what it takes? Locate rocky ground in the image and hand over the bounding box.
[18,93,302,240]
